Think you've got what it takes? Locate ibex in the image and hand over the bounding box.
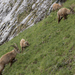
[57,7,75,23]
[52,3,62,11]
[20,39,29,52]
[0,43,20,75]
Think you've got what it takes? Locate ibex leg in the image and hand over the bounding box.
[10,58,17,67]
[0,64,5,75]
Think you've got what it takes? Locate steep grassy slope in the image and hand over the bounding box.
[0,0,75,75]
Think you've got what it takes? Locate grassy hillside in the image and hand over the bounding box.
[0,0,75,75]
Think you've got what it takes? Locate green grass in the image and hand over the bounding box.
[0,0,75,75]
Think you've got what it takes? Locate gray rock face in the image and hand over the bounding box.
[0,0,63,45]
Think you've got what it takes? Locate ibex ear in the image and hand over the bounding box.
[14,49,18,53]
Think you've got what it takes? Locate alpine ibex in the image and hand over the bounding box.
[52,3,62,11]
[0,43,20,75]
[20,39,29,52]
[57,7,75,23]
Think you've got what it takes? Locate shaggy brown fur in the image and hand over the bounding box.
[0,44,20,75]
[57,8,73,23]
[52,3,62,11]
[20,39,29,52]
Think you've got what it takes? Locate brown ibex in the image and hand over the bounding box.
[52,3,62,11]
[20,39,29,52]
[57,7,75,23]
[0,43,20,75]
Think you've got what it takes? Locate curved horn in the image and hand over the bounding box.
[14,43,18,47]
[11,43,19,50]
[11,45,17,49]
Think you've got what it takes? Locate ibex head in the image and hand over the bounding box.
[25,41,29,47]
[68,7,75,14]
